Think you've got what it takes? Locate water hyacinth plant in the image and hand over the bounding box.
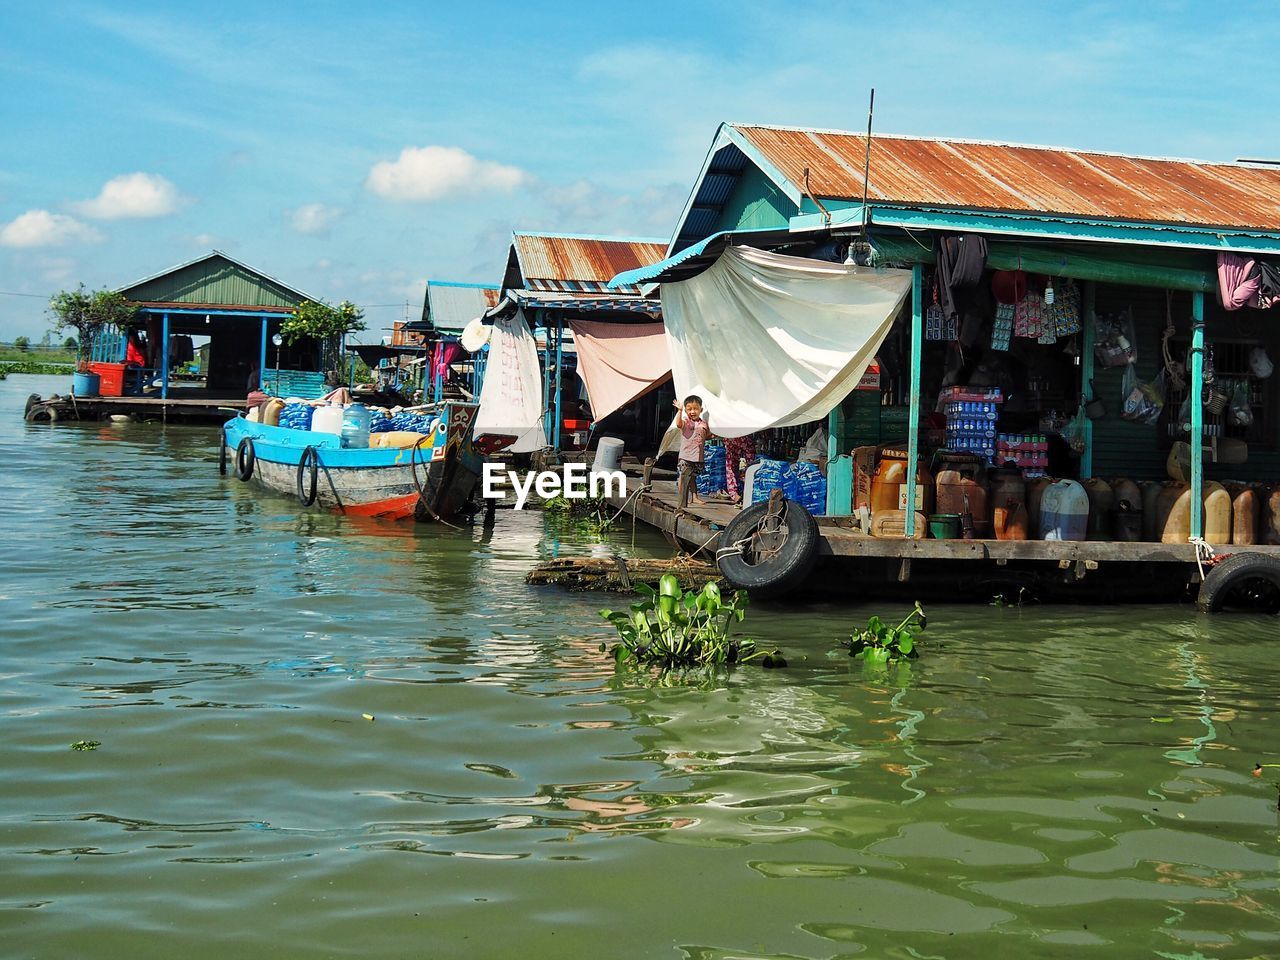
[842,602,927,665]
[600,574,784,669]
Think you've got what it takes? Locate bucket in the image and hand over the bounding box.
[72,371,100,397]
[928,513,961,540]
[592,437,625,474]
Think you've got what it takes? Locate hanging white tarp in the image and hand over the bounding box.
[473,307,547,453]
[659,245,912,446]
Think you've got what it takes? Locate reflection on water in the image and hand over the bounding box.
[2,375,1279,959]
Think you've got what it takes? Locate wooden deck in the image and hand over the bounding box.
[26,392,244,424]
[608,478,1280,566]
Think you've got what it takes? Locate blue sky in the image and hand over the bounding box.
[2,0,1278,341]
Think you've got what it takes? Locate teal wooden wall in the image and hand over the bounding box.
[714,165,794,233]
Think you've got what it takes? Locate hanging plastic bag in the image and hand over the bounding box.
[1062,406,1087,454]
[1095,307,1138,367]
[1230,377,1254,427]
[1121,365,1165,425]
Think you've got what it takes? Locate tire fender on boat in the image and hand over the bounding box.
[234,437,256,482]
[1197,552,1280,613]
[297,445,320,506]
[716,492,820,599]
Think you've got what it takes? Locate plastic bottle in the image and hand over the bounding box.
[311,401,344,437]
[340,402,371,448]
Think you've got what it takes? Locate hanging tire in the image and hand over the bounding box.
[218,428,228,476]
[297,446,320,506]
[234,437,256,482]
[1197,552,1280,613]
[24,394,40,418]
[717,493,820,599]
[26,404,57,423]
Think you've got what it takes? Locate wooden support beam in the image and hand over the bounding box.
[1190,292,1205,540]
[904,263,924,537]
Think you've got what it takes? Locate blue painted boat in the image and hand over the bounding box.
[220,402,487,521]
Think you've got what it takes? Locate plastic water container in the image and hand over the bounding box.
[311,402,344,437]
[1039,480,1089,541]
[592,437,625,474]
[340,403,371,449]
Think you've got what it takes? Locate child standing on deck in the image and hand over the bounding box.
[674,395,710,508]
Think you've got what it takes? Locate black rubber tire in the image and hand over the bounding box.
[717,497,820,599]
[24,394,40,418]
[218,428,228,476]
[296,446,320,506]
[1197,552,1280,613]
[234,437,256,482]
[26,405,57,423]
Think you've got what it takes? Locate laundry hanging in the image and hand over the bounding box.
[658,245,912,450]
[567,320,671,421]
[473,307,547,453]
[1217,252,1260,310]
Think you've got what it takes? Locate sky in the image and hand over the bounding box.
[2,0,1279,342]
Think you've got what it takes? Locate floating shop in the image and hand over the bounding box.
[601,123,1280,611]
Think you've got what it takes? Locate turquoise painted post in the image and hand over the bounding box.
[1080,282,1096,478]
[258,317,268,391]
[826,403,850,515]
[553,316,564,450]
[539,310,552,442]
[160,311,170,399]
[904,264,924,537]
[1190,292,1205,540]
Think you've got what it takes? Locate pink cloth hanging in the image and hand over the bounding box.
[1217,252,1260,311]
[431,341,462,384]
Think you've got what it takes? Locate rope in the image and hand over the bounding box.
[1189,536,1216,581]
[605,481,651,525]
[1162,290,1187,392]
[410,438,462,530]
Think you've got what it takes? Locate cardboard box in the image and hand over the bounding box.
[851,445,877,511]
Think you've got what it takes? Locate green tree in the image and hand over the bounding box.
[47,285,137,363]
[13,336,29,352]
[281,300,366,378]
[63,336,77,352]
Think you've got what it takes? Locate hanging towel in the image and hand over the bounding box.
[935,234,988,324]
[657,245,911,452]
[567,320,671,421]
[473,307,547,453]
[1217,252,1260,311]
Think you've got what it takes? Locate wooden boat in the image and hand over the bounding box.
[220,402,488,521]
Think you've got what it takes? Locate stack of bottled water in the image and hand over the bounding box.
[941,387,1003,463]
[783,461,827,515]
[278,402,315,431]
[695,443,727,496]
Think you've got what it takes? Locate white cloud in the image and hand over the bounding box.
[191,233,218,247]
[365,145,527,202]
[74,172,186,219]
[290,202,344,236]
[0,210,102,248]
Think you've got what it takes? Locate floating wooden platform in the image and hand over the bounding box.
[25,392,244,424]
[604,476,1280,602]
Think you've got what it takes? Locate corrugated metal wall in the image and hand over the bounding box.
[1091,284,1280,482]
[122,257,302,307]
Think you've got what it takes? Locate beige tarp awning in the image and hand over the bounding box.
[567,320,671,422]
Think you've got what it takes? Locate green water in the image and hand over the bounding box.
[2,374,1278,959]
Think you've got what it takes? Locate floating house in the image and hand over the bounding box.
[28,251,330,422]
[607,122,1280,608]
[489,231,669,451]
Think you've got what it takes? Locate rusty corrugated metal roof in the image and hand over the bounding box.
[734,124,1280,232]
[513,233,668,292]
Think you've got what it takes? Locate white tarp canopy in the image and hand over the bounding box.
[659,245,912,448]
[473,307,547,453]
